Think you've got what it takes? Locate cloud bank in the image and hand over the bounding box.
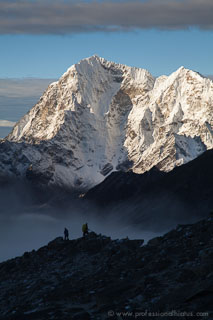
[0,120,16,127]
[0,0,213,35]
[0,78,56,98]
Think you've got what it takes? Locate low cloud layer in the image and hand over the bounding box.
[0,120,16,127]
[0,78,56,98]
[0,0,213,35]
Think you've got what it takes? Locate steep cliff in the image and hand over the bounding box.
[0,56,212,190]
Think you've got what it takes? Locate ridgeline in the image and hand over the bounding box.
[0,217,212,319]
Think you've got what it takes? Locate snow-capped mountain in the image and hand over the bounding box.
[0,55,213,190]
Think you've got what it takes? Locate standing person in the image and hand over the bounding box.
[64,227,69,240]
[82,223,89,237]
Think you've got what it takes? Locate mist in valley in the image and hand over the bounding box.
[0,207,162,263]
[0,179,206,263]
[0,180,165,263]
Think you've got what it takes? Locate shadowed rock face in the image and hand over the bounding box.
[84,149,213,230]
[0,217,212,319]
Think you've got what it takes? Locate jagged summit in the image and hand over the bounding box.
[0,57,213,189]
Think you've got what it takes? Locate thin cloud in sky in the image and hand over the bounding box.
[0,79,56,98]
[0,120,16,127]
[0,0,213,35]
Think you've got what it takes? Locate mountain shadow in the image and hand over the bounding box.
[84,149,213,231]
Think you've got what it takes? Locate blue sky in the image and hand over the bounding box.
[0,0,213,78]
[1,28,213,79]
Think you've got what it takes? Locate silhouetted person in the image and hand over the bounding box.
[64,227,69,240]
[82,223,89,237]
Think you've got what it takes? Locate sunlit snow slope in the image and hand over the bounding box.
[0,56,213,190]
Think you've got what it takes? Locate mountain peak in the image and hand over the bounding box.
[0,58,213,189]
[80,54,103,64]
[174,65,207,81]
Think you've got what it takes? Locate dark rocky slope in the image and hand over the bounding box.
[0,217,212,320]
[84,149,213,231]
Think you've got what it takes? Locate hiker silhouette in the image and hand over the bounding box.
[64,228,69,240]
[82,223,89,237]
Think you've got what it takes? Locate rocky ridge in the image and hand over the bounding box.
[0,56,213,189]
[0,217,212,319]
[84,149,213,230]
